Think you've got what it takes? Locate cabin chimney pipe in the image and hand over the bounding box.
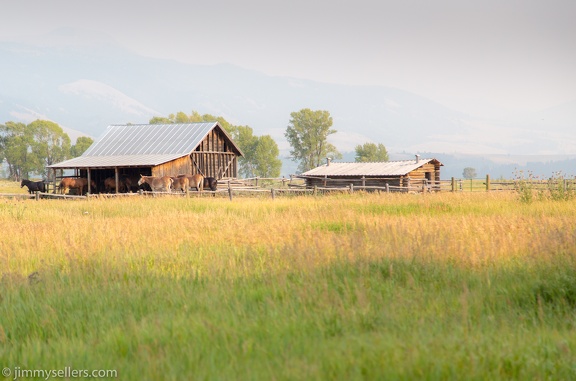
[415,154,420,164]
[326,157,331,166]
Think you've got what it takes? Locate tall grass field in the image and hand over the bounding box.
[1,180,575,380]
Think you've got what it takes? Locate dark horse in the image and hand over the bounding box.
[203,177,218,191]
[20,179,46,194]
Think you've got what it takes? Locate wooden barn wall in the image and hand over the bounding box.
[151,156,192,177]
[190,129,239,179]
[191,152,237,179]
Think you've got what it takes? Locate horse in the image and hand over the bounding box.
[20,179,46,194]
[137,175,173,192]
[59,178,96,195]
[177,174,204,192]
[171,176,190,193]
[103,175,135,193]
[203,177,218,191]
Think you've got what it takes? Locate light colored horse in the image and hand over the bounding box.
[171,176,190,192]
[137,175,173,192]
[177,174,204,192]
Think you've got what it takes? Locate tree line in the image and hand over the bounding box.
[0,120,93,181]
[1,109,389,181]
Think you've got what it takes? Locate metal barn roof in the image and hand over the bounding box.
[49,122,242,169]
[299,159,442,177]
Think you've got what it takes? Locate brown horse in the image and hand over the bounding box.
[203,177,218,191]
[103,175,137,193]
[171,176,190,192]
[59,178,96,195]
[137,175,173,192]
[177,174,204,192]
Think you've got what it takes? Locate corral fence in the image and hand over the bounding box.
[2,174,574,201]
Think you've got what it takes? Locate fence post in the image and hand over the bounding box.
[228,181,233,201]
[486,174,491,191]
[361,176,366,188]
[271,188,275,200]
[35,192,40,201]
[349,183,354,193]
[313,185,317,196]
[451,177,456,192]
[385,183,390,193]
[255,177,259,187]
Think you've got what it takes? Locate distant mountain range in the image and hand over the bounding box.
[1,28,575,178]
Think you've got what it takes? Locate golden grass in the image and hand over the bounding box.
[1,191,574,280]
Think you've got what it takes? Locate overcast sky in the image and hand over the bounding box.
[2,0,575,119]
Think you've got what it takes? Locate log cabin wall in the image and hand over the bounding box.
[304,176,403,188]
[407,163,438,182]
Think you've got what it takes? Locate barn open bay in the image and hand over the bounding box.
[0,191,575,380]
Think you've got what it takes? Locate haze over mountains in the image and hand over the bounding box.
[1,28,575,178]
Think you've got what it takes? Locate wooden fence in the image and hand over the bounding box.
[2,175,574,201]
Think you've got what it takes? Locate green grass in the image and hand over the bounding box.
[0,189,575,380]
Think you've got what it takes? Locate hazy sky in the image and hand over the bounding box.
[2,0,575,119]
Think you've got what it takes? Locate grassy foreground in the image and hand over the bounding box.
[0,188,575,380]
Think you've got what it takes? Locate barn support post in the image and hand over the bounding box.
[485,174,491,191]
[87,168,92,195]
[115,167,120,194]
[52,169,57,194]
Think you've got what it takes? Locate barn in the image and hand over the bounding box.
[48,122,243,193]
[298,156,443,192]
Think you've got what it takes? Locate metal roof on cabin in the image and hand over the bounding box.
[48,122,242,169]
[299,159,441,177]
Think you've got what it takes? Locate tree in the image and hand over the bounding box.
[0,121,35,181]
[232,125,258,177]
[462,167,477,179]
[355,142,389,162]
[284,108,341,173]
[71,136,94,157]
[29,120,71,178]
[252,135,281,178]
[463,167,477,192]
